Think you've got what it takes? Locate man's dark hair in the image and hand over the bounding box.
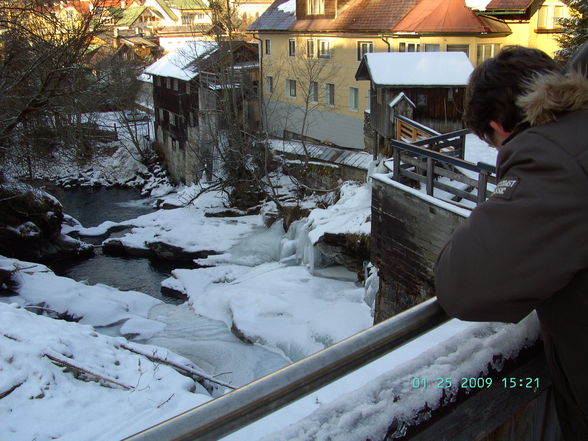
[464,46,561,140]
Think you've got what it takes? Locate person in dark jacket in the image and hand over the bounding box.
[434,45,588,440]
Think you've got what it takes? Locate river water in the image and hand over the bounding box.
[48,186,182,304]
[46,185,290,386]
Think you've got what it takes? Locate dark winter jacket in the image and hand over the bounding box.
[435,71,588,440]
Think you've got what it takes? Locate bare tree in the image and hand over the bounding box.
[0,0,110,175]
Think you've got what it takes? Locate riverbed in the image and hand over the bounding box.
[47,186,184,303]
[44,185,292,386]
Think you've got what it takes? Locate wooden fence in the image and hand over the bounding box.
[391,116,496,206]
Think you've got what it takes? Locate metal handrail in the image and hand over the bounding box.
[125,298,449,441]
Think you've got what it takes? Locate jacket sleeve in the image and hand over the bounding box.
[434,131,588,323]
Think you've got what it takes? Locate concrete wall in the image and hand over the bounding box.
[371,175,467,322]
[263,98,365,150]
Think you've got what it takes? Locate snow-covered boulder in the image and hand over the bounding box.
[0,175,93,263]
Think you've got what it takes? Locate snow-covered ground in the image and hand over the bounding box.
[0,179,376,440]
[0,299,212,441]
[0,124,503,440]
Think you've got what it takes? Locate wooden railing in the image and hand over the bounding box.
[390,135,496,206]
[395,114,439,142]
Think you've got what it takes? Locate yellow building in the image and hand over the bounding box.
[248,0,569,150]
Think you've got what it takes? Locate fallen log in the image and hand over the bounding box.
[121,344,236,390]
[44,352,133,390]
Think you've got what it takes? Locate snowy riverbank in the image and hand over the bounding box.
[0,179,375,440]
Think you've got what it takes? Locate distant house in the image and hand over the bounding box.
[111,5,164,29]
[144,41,259,183]
[139,0,214,51]
[144,0,211,27]
[247,0,569,151]
[355,52,474,135]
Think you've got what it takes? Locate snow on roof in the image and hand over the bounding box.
[277,0,296,14]
[360,52,474,87]
[143,40,217,81]
[466,0,492,10]
[270,139,373,170]
[388,92,415,108]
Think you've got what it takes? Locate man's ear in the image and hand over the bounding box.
[489,120,512,138]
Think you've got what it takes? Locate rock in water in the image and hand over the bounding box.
[0,175,93,263]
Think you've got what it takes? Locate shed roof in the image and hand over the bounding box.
[395,0,511,33]
[355,52,474,86]
[143,41,217,80]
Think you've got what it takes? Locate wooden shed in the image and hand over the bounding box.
[355,52,474,136]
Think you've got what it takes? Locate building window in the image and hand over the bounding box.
[357,41,373,61]
[166,77,171,88]
[318,39,330,58]
[417,94,427,107]
[173,79,179,91]
[264,39,271,55]
[325,83,335,107]
[477,43,500,65]
[307,39,315,58]
[289,39,296,57]
[424,44,440,52]
[309,81,318,103]
[308,0,324,15]
[286,79,297,98]
[182,13,196,25]
[537,4,565,30]
[266,76,273,94]
[349,87,359,111]
[398,42,420,52]
[447,44,470,56]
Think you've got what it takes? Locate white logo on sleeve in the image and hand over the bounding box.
[492,178,519,199]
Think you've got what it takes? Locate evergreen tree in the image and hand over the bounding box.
[557,0,588,62]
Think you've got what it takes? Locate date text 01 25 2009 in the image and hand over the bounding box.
[410,377,540,389]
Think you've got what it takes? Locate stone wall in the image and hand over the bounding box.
[371,175,467,322]
[155,125,202,184]
[283,159,367,191]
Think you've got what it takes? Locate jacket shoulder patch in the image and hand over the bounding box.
[492,178,520,200]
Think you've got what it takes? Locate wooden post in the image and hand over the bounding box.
[393,146,400,180]
[477,170,488,205]
[426,157,434,196]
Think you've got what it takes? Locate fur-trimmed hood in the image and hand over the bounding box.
[517,71,588,127]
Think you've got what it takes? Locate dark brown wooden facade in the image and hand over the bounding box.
[149,41,260,183]
[369,84,467,136]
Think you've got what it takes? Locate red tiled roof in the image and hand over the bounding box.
[291,0,421,32]
[62,1,91,14]
[485,0,535,10]
[395,0,511,33]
